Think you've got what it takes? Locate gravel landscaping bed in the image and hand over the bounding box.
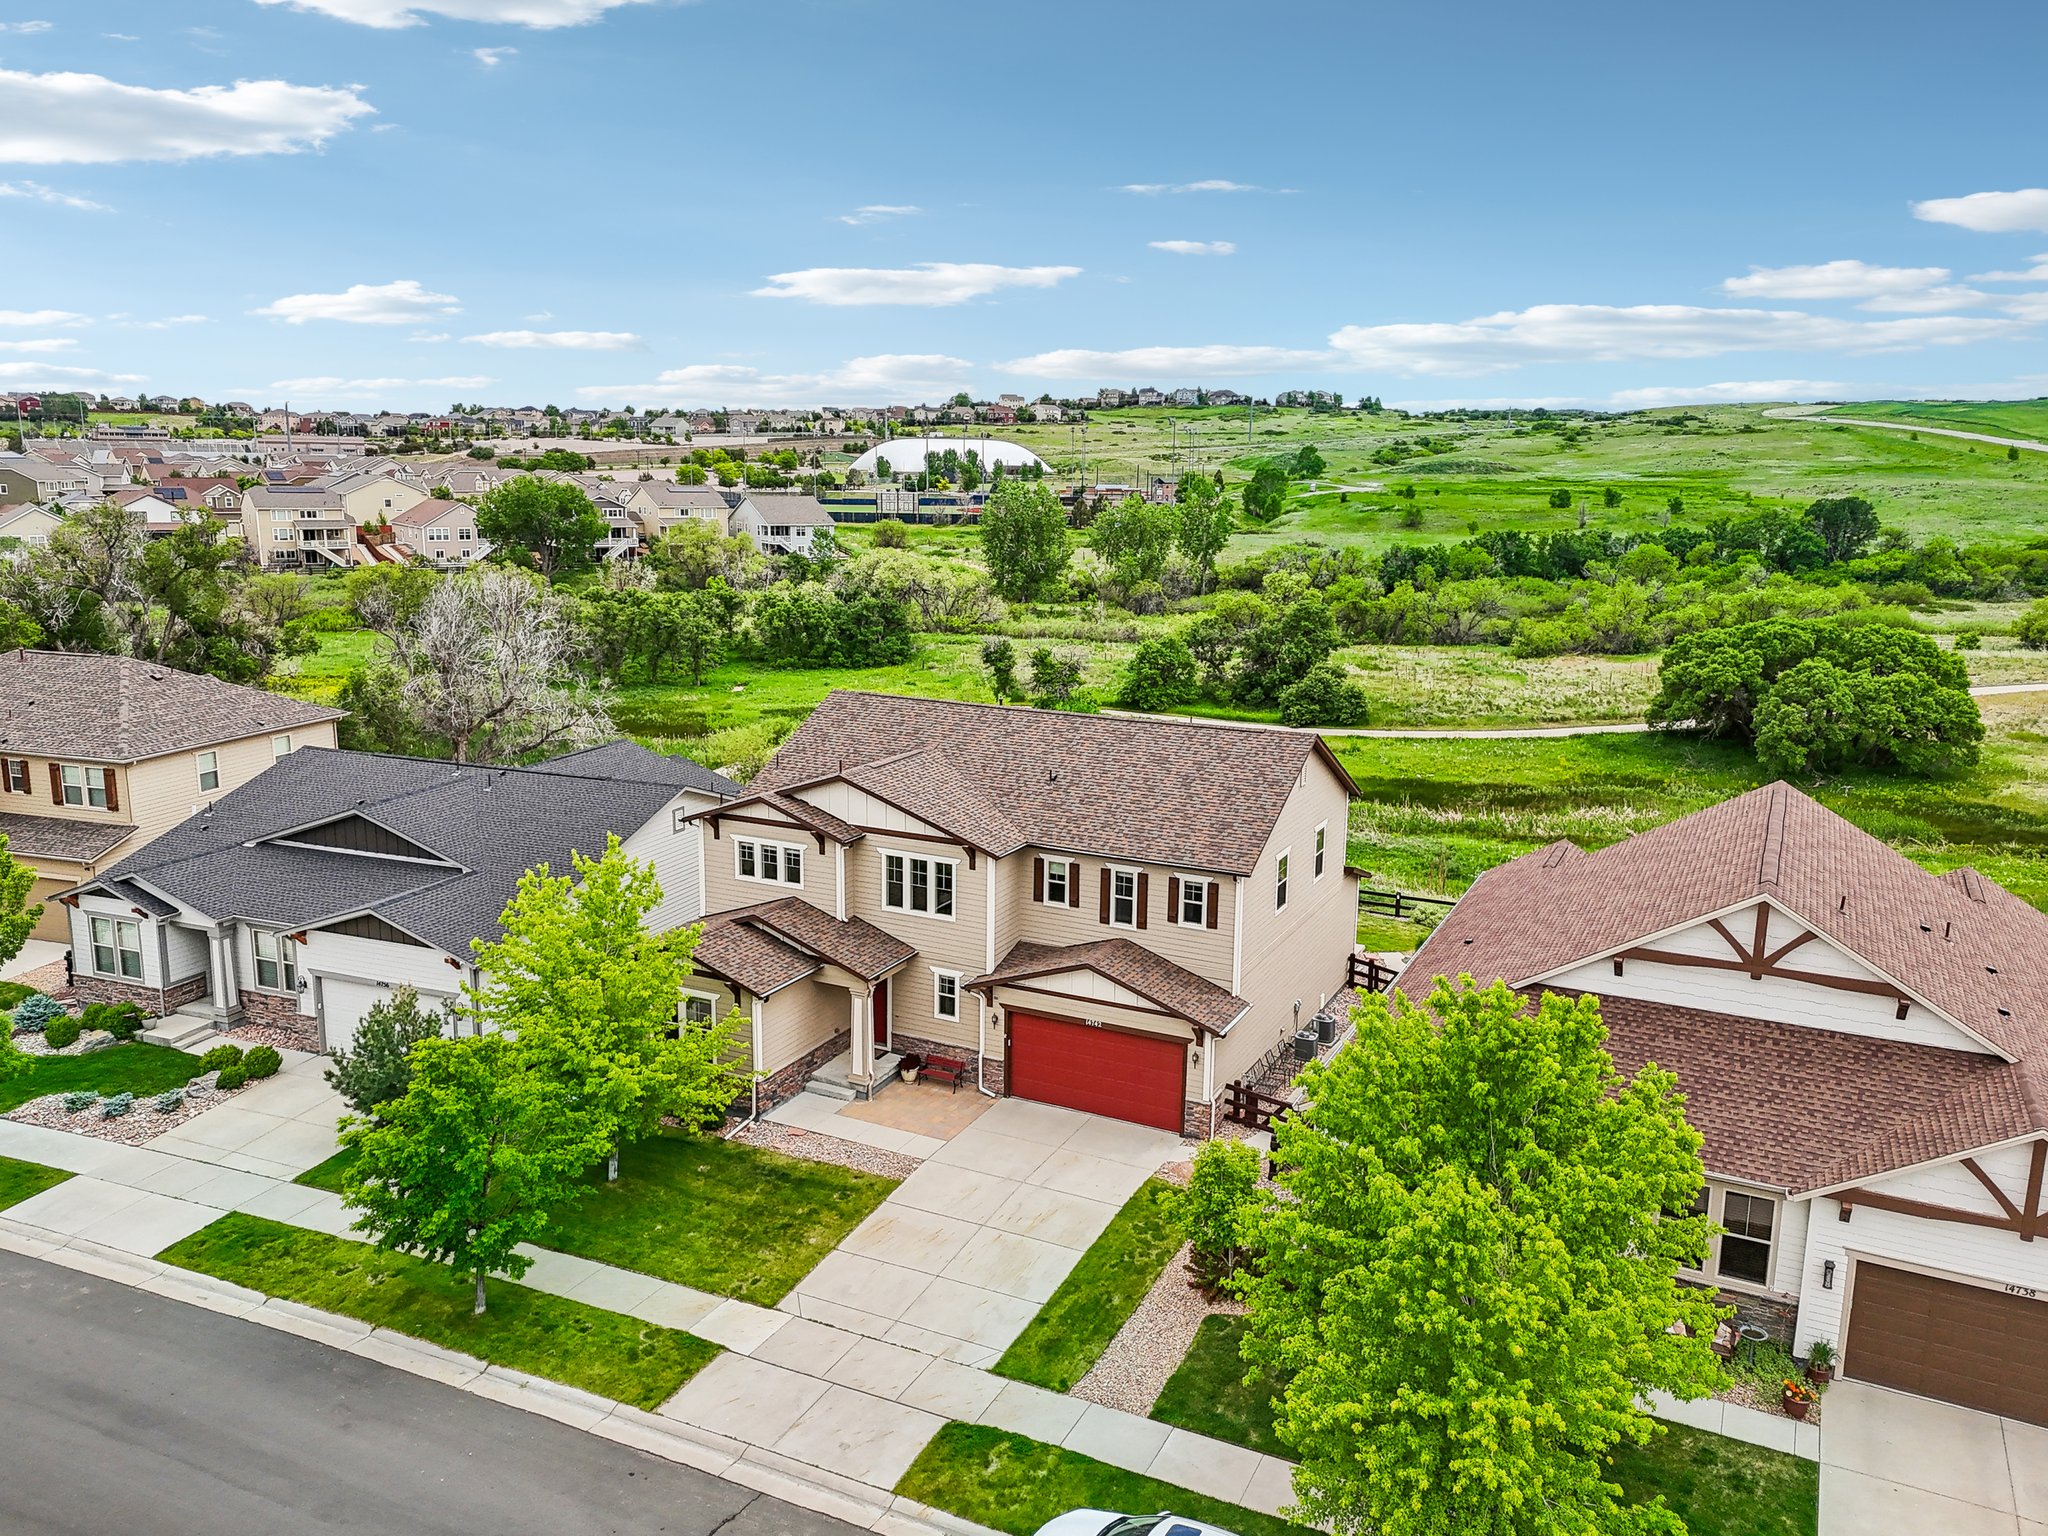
[730,1120,919,1180]
[223,1019,320,1053]
[1072,1238,1243,1415]
[6,1072,241,1145]
[13,1030,117,1058]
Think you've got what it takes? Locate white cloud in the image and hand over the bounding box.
[254,279,461,325]
[1972,253,2048,282]
[0,309,88,327]
[523,310,552,322]
[119,313,209,329]
[836,204,920,226]
[0,68,373,165]
[578,353,977,406]
[103,31,139,40]
[1148,240,1235,256]
[0,20,52,33]
[1119,180,1266,195]
[270,374,495,396]
[0,339,77,354]
[1608,380,1847,408]
[0,363,144,384]
[410,331,452,342]
[752,262,1081,307]
[463,329,641,350]
[472,46,517,66]
[1913,189,2048,234]
[1720,259,1984,312]
[0,181,112,211]
[253,0,658,28]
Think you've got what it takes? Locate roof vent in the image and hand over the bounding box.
[1944,921,1954,941]
[1998,1007,2012,1017]
[1987,965,1999,975]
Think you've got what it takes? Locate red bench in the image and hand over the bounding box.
[920,1054,967,1092]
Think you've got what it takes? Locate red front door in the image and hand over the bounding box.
[872,977,890,1050]
[1007,1010,1185,1132]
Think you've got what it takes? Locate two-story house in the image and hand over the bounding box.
[390,497,487,566]
[683,692,1360,1134]
[730,494,834,557]
[1405,782,2048,1428]
[626,483,735,543]
[0,652,343,939]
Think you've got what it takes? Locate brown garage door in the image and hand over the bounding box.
[1844,1262,2048,1425]
[1007,1010,1185,1132]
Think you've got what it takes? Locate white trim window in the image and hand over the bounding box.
[1043,858,1071,906]
[272,734,293,759]
[883,851,955,918]
[679,992,718,1029]
[1177,876,1208,926]
[90,915,142,980]
[933,969,961,1022]
[1109,866,1139,929]
[1717,1192,1775,1287]
[736,836,804,887]
[1276,850,1291,911]
[196,751,220,792]
[253,929,298,992]
[1314,823,1327,879]
[61,763,109,809]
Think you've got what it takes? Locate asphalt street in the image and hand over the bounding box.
[0,1249,866,1536]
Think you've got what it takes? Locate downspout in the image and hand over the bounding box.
[978,857,998,1096]
[725,990,764,1138]
[1203,1030,1216,1141]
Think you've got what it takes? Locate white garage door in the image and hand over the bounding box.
[319,979,392,1054]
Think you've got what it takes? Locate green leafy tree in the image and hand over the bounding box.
[341,1033,606,1314]
[1239,978,1723,1536]
[647,521,760,591]
[1174,473,1234,586]
[1242,461,1288,522]
[1290,443,1326,479]
[1092,494,1179,589]
[470,836,749,1180]
[1115,633,1199,711]
[981,635,1020,702]
[1803,494,1879,564]
[1278,661,1370,727]
[2016,598,2048,650]
[324,986,447,1121]
[1026,645,1085,709]
[1233,594,1339,705]
[979,480,1071,600]
[474,475,609,580]
[1172,1137,1260,1289]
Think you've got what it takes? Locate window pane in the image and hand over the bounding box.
[761,844,779,882]
[738,841,756,878]
[910,858,928,912]
[783,846,802,884]
[1719,1235,1771,1285]
[1046,863,1066,903]
[120,948,142,979]
[885,854,904,908]
[933,862,954,917]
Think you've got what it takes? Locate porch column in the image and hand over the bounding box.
[214,927,241,1014]
[850,987,872,1085]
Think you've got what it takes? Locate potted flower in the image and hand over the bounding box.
[1781,1377,1818,1420]
[1804,1338,1836,1386]
[898,1053,922,1085]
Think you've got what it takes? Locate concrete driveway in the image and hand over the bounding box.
[144,1053,345,1180]
[1820,1381,2048,1535]
[778,1098,1183,1367]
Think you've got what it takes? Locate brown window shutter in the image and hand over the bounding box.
[1033,856,1044,902]
[48,763,62,805]
[1068,865,1081,908]
[1098,868,1110,924]
[103,771,118,814]
[1206,881,1220,929]
[1136,872,1149,929]
[1167,876,1180,923]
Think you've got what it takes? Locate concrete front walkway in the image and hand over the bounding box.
[1819,1381,2048,1536]
[779,1098,1185,1367]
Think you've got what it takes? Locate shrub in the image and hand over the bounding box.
[12,993,64,1033]
[42,1013,81,1050]
[198,1043,245,1075]
[80,1001,145,1041]
[2016,598,2048,650]
[62,1090,100,1114]
[1173,1138,1262,1289]
[213,1064,248,1092]
[871,518,910,549]
[154,1088,185,1114]
[1278,662,1371,727]
[1115,634,1199,712]
[243,1044,283,1081]
[324,987,442,1118]
[99,1092,134,1119]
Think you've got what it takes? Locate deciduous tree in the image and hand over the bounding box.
[474,475,609,580]
[979,481,1070,600]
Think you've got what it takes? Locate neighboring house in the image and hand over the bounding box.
[0,653,343,941]
[0,504,63,554]
[684,692,1359,1133]
[240,484,358,568]
[61,740,741,1047]
[390,497,486,566]
[1404,781,2048,1427]
[729,495,834,556]
[0,460,95,504]
[317,469,433,527]
[625,483,734,542]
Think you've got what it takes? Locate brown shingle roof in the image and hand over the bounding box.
[0,652,344,763]
[753,691,1353,875]
[969,937,1249,1033]
[692,897,915,997]
[0,810,136,864]
[1404,782,2048,1186]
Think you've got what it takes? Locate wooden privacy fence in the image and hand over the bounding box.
[1348,954,1398,993]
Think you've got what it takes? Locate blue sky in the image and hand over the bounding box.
[3,0,2045,411]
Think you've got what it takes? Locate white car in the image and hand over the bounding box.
[1034,1513,1245,1536]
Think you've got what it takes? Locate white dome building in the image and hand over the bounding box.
[848,436,1045,476]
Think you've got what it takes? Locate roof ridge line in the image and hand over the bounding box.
[1757,780,1789,889]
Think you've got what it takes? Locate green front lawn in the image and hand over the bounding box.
[295,1131,895,1306]
[1610,1422,1818,1536]
[897,1423,1307,1536]
[993,1178,1183,1391]
[159,1213,719,1410]
[0,1043,206,1115]
[1151,1315,1287,1457]
[0,1154,70,1209]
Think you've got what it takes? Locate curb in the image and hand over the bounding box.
[0,1220,1004,1536]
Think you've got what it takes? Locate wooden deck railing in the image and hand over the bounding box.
[1222,1080,1293,1133]
[1349,954,1399,992]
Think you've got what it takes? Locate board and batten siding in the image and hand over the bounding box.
[844,837,986,1058]
[1541,906,1993,1055]
[1796,1139,2048,1359]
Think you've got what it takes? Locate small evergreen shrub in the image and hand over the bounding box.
[99,1092,134,1119]
[213,1064,248,1091]
[198,1044,245,1075]
[153,1088,185,1114]
[42,1014,82,1050]
[243,1045,282,1081]
[80,1001,145,1041]
[62,1091,101,1114]
[12,994,64,1033]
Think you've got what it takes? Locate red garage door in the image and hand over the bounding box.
[1007,1010,1185,1132]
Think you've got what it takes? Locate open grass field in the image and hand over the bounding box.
[1820,398,2048,442]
